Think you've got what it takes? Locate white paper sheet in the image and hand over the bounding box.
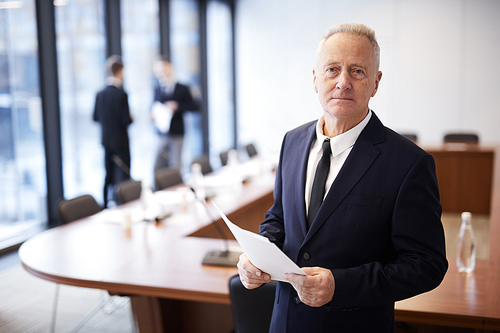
[211,202,305,282]
[151,101,173,134]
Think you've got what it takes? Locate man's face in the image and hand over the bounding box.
[115,67,124,81]
[313,33,382,122]
[163,61,173,78]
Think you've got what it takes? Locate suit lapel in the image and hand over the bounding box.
[294,123,317,238]
[304,113,386,243]
[171,83,179,96]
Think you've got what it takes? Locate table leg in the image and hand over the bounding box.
[130,296,165,333]
[130,296,234,333]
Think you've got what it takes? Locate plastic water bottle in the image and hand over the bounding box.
[141,182,154,219]
[227,149,243,191]
[191,163,206,201]
[227,149,239,168]
[456,212,476,273]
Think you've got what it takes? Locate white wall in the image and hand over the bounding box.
[235,0,500,155]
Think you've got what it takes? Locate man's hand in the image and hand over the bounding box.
[237,253,271,289]
[284,267,335,307]
[165,101,179,111]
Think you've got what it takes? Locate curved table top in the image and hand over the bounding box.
[20,168,276,305]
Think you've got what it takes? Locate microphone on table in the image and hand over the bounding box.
[189,187,243,267]
[155,212,172,222]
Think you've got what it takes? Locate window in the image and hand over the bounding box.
[0,0,46,245]
[170,0,203,174]
[207,0,234,165]
[56,0,106,204]
[122,0,159,187]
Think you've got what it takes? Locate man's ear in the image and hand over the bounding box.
[313,68,318,93]
[371,71,383,97]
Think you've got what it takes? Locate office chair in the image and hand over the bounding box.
[155,167,184,191]
[56,194,103,224]
[444,133,479,144]
[229,274,277,333]
[192,155,213,175]
[115,179,142,204]
[400,133,418,143]
[245,143,258,158]
[220,150,229,166]
[54,195,126,333]
[54,195,104,332]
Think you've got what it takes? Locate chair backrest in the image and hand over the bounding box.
[57,195,102,224]
[220,151,229,166]
[229,274,277,333]
[192,155,213,175]
[115,179,142,204]
[400,133,418,143]
[155,167,184,191]
[444,133,479,144]
[245,143,258,158]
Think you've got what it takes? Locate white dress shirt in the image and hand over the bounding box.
[304,111,372,216]
[106,76,123,88]
[160,77,176,94]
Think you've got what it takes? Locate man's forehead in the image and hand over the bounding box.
[318,33,375,65]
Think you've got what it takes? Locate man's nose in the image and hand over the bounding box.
[336,71,352,91]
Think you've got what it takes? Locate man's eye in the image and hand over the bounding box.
[352,69,366,78]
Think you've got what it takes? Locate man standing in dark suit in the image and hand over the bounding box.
[237,23,448,332]
[93,55,133,208]
[152,57,199,173]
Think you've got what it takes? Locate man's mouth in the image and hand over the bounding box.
[332,97,354,101]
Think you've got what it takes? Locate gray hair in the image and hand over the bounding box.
[317,23,380,70]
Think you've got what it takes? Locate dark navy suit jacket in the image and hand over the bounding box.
[260,112,448,333]
[93,85,132,154]
[153,83,198,136]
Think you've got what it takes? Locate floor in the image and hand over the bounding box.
[0,250,20,272]
[0,250,135,333]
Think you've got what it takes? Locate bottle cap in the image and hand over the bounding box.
[461,212,471,220]
[191,163,202,173]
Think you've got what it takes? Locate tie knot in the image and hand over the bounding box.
[322,139,331,157]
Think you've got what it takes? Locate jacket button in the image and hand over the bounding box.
[303,252,311,261]
[294,296,301,304]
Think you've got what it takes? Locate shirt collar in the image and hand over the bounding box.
[160,77,176,89]
[315,110,372,157]
[106,76,122,88]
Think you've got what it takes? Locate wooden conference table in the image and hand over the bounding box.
[395,144,500,331]
[20,147,500,332]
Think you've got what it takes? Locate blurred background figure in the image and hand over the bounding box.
[93,55,133,208]
[151,56,199,174]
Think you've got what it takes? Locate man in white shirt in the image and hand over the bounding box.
[237,23,447,332]
[152,57,198,174]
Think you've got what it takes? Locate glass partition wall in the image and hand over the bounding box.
[170,0,203,175]
[207,0,235,167]
[0,1,47,247]
[122,0,160,188]
[56,0,106,204]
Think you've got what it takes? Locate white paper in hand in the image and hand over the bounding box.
[151,101,173,134]
[211,202,305,282]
